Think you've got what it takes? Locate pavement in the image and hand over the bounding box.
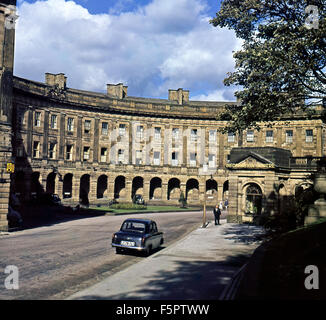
[68,217,266,300]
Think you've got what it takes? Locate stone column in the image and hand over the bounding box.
[161,182,168,202]
[89,174,97,203]
[55,175,63,198]
[143,178,150,202]
[227,174,239,223]
[72,174,80,203]
[125,178,132,202]
[108,179,115,200]
[217,182,223,204]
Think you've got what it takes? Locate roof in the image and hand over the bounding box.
[122,218,154,224]
[229,147,293,168]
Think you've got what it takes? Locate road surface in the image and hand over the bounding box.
[0,211,203,300]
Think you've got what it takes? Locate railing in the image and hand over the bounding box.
[289,157,323,169]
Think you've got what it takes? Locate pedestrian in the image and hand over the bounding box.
[224,199,228,210]
[213,205,221,225]
[219,201,223,211]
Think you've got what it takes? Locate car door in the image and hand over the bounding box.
[150,222,160,248]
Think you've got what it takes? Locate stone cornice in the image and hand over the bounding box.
[13,76,233,120]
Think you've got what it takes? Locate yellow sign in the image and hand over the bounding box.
[6,163,15,173]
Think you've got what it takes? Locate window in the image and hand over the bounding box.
[100,148,107,162]
[136,150,142,165]
[101,122,108,136]
[247,130,254,142]
[208,154,215,167]
[228,132,235,143]
[118,149,124,163]
[119,124,126,136]
[266,130,273,143]
[154,127,161,140]
[153,151,160,165]
[286,130,293,143]
[190,129,198,141]
[190,153,197,167]
[83,147,90,160]
[306,129,313,143]
[136,125,144,139]
[50,115,57,129]
[209,130,216,142]
[67,118,74,132]
[33,141,40,158]
[66,145,73,160]
[172,152,178,166]
[49,143,56,159]
[172,128,179,140]
[34,112,41,127]
[84,120,91,134]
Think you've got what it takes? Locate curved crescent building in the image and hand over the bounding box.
[0,1,325,231]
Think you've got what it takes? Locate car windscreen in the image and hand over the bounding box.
[121,221,146,233]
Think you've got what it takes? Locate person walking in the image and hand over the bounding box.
[224,199,228,211]
[213,205,221,225]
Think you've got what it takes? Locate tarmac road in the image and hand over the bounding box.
[0,210,203,300]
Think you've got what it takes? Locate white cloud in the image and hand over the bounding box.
[14,0,241,100]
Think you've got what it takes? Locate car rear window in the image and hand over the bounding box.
[121,221,146,233]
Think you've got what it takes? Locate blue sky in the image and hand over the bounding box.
[14,0,241,101]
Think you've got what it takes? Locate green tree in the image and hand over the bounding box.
[210,0,326,132]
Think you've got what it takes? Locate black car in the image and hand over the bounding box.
[112,218,164,256]
[133,194,145,205]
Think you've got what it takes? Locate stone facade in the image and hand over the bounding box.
[0,0,16,231]
[0,0,325,230]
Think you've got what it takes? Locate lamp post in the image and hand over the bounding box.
[202,175,214,228]
[202,192,207,228]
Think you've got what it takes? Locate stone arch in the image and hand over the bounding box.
[114,176,126,199]
[206,179,218,203]
[223,180,229,200]
[63,173,73,198]
[243,183,263,215]
[168,178,180,200]
[80,174,90,205]
[150,177,162,200]
[186,178,199,200]
[97,175,108,199]
[31,171,42,196]
[46,172,56,194]
[294,181,313,197]
[132,176,144,199]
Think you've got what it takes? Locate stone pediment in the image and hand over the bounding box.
[227,154,275,170]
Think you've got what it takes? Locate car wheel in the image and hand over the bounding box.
[144,245,152,257]
[116,248,123,254]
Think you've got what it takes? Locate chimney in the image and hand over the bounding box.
[168,88,189,105]
[107,83,128,99]
[45,73,67,89]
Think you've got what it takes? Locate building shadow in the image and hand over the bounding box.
[70,252,250,300]
[17,205,108,230]
[222,224,266,245]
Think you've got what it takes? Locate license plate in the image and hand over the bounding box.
[121,241,135,247]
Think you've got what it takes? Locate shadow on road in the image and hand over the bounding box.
[71,251,252,300]
[222,223,266,245]
[16,205,108,231]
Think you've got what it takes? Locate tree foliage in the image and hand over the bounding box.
[211,0,326,132]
